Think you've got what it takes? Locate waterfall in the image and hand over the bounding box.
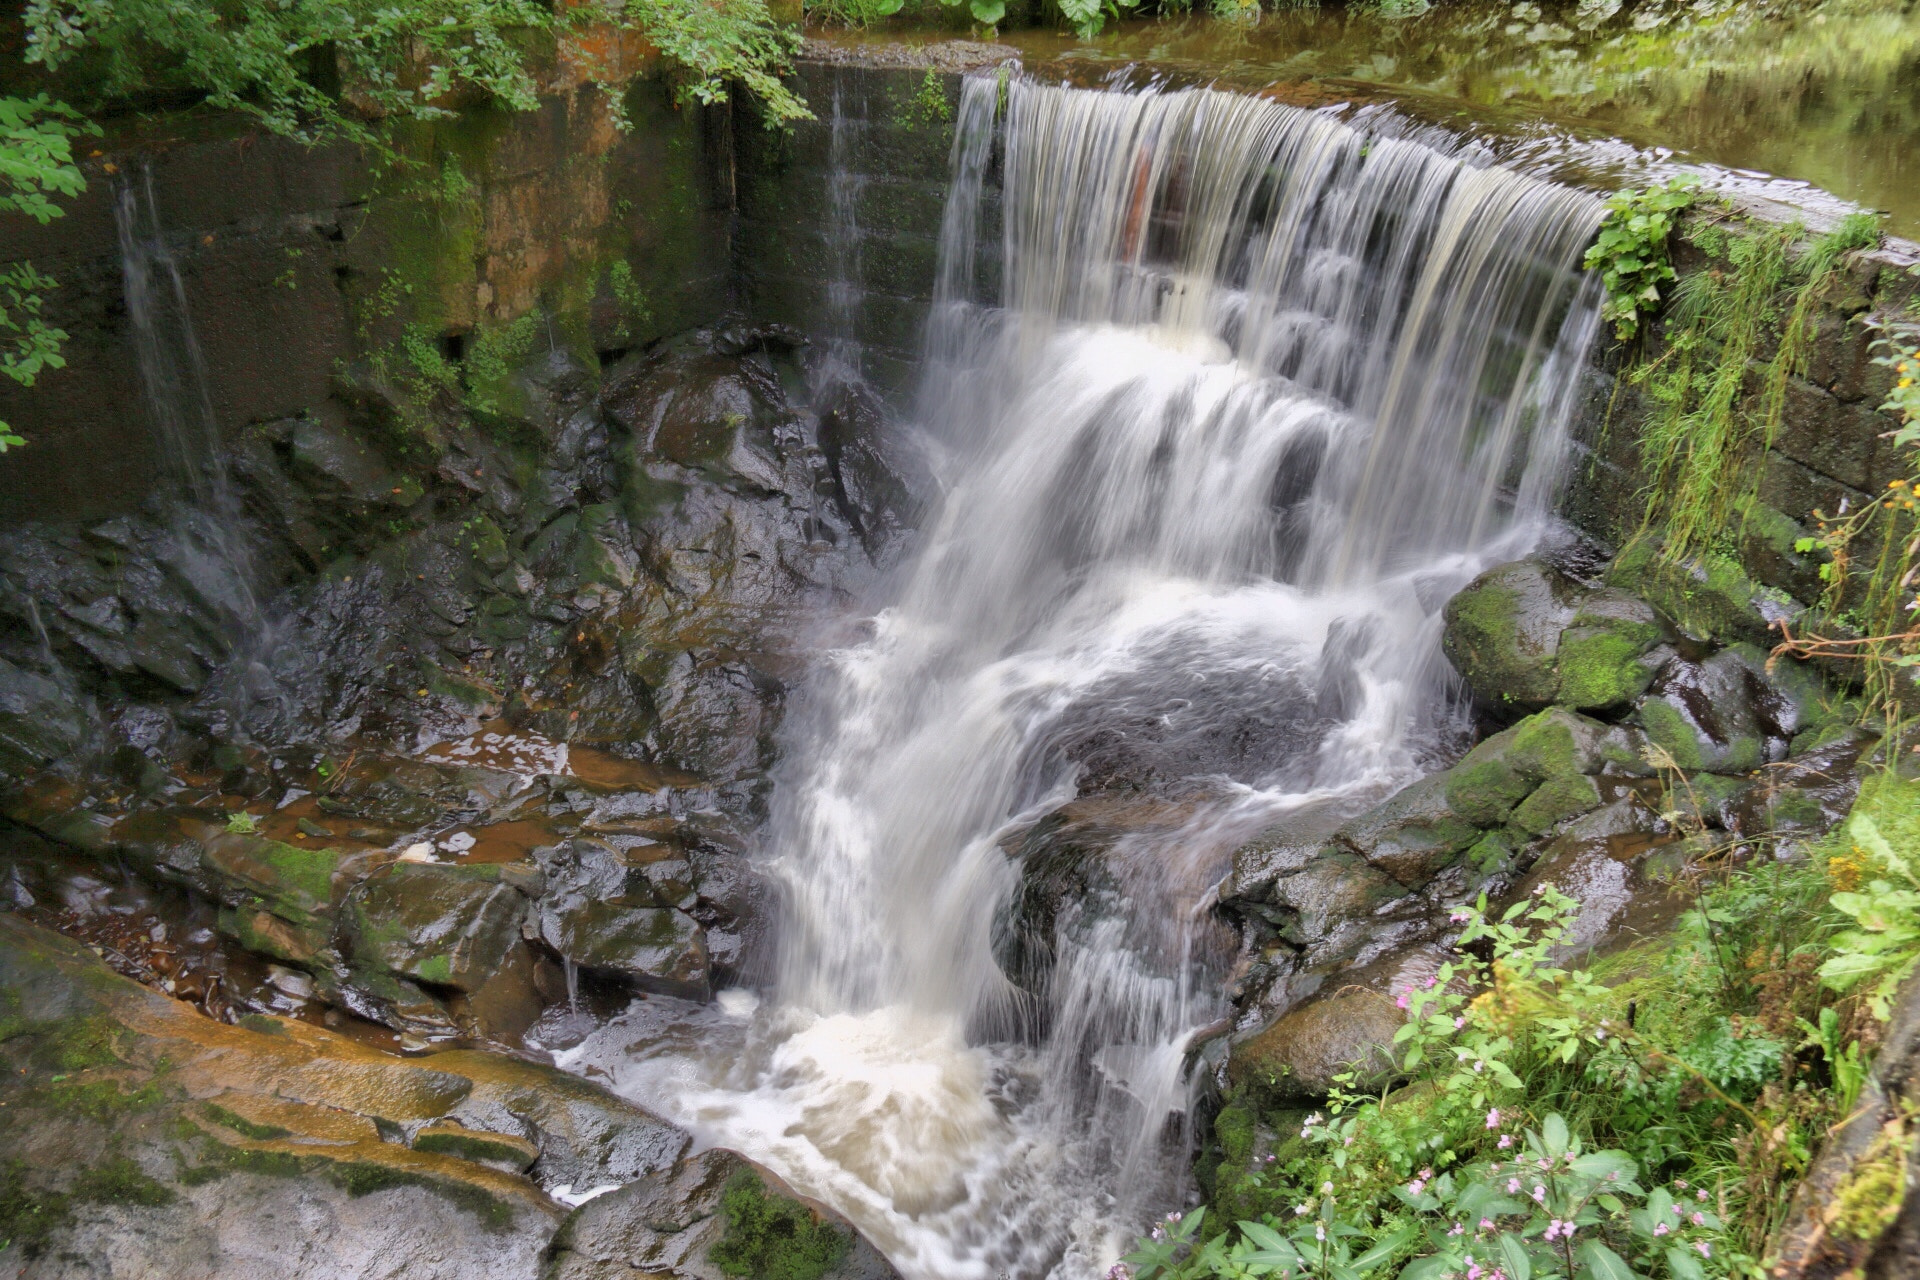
[568,75,1604,1280]
[113,167,264,634]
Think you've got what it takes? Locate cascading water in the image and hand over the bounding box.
[113,166,264,634]
[564,74,1605,1279]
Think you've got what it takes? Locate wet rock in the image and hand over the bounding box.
[1227,946,1445,1098]
[1441,558,1666,717]
[534,838,712,1001]
[545,1147,901,1280]
[339,862,529,994]
[1606,540,1802,647]
[0,658,91,776]
[1336,774,1481,887]
[289,412,423,508]
[0,912,691,1278]
[1631,642,1843,775]
[1509,797,1690,956]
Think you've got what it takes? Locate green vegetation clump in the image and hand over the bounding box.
[1628,211,1882,565]
[0,1158,69,1255]
[326,1161,515,1232]
[1585,177,1696,342]
[1130,764,1920,1278]
[710,1172,851,1280]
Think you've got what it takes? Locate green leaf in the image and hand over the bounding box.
[968,0,1006,21]
[1497,1232,1532,1280]
[1576,1239,1640,1280]
[1665,1247,1707,1280]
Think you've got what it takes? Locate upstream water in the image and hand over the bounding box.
[565,76,1604,1278]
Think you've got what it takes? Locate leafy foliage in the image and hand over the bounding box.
[1133,780,1920,1280]
[0,93,96,451]
[1585,178,1696,343]
[21,0,808,136]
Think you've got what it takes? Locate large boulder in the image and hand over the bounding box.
[1442,558,1668,717]
[1227,946,1446,1098]
[1632,642,1850,775]
[339,862,529,994]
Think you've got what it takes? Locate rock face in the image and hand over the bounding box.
[1219,553,1868,1107]
[0,911,898,1280]
[546,1148,901,1280]
[0,322,895,1046]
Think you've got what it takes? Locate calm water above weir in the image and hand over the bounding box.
[827,0,1920,238]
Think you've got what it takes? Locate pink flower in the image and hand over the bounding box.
[1409,1180,1426,1196]
[1451,910,1472,923]
[1675,1181,1688,1190]
[1507,1179,1521,1193]
[1106,1266,1133,1280]
[1486,1109,1501,1129]
[1455,1016,1467,1030]
[1448,1223,1465,1237]
[1466,1262,1481,1280]
[1497,1135,1513,1149]
[1396,993,1410,1010]
[1691,1212,1705,1226]
[1697,1189,1709,1202]
[1696,1243,1711,1258]
[1425,976,1439,989]
[1671,1205,1683,1216]
[1532,1186,1547,1203]
[1479,1219,1495,1232]
[1653,1223,1669,1237]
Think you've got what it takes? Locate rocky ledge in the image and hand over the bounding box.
[0,912,897,1279]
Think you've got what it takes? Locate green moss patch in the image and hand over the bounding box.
[710,1172,850,1280]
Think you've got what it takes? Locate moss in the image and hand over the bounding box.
[0,1158,69,1255]
[1635,698,1705,772]
[70,1157,174,1208]
[709,1172,850,1280]
[1831,1126,1907,1241]
[1464,827,1519,875]
[37,1076,164,1122]
[34,1015,125,1074]
[238,1014,291,1038]
[204,1103,291,1142]
[180,1144,309,1184]
[1443,759,1534,827]
[326,1162,514,1234]
[1212,1098,1258,1170]
[411,1128,531,1168]
[1554,626,1657,710]
[1510,773,1604,835]
[1505,711,1586,781]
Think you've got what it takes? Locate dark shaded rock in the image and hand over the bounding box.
[0,658,91,776]
[1441,558,1577,712]
[545,1147,901,1280]
[1631,642,1841,775]
[1336,773,1480,887]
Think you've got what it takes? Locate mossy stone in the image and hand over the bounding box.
[1510,772,1604,835]
[1440,559,1574,712]
[710,1171,851,1280]
[1443,758,1535,827]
